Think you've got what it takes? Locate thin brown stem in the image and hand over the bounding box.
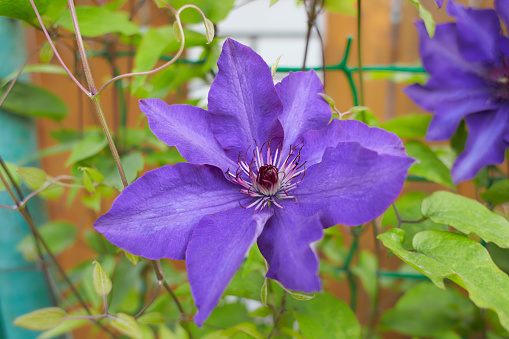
[267,294,286,339]
[28,0,90,95]
[0,158,57,306]
[68,0,97,94]
[150,260,185,316]
[0,44,44,108]
[314,23,326,88]
[134,281,162,318]
[91,98,128,187]
[367,221,381,338]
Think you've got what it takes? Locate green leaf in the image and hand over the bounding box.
[405,140,455,188]
[0,0,48,24]
[37,318,88,339]
[318,93,336,108]
[203,18,214,44]
[173,22,182,43]
[247,306,272,318]
[17,221,76,261]
[382,191,448,250]
[488,243,509,275]
[408,0,435,37]
[367,70,428,84]
[481,180,509,206]
[378,229,509,332]
[348,107,379,126]
[351,251,378,304]
[0,162,20,191]
[131,25,175,94]
[80,166,104,183]
[17,167,47,189]
[169,0,235,23]
[124,250,139,266]
[293,293,360,338]
[66,134,107,166]
[289,291,315,301]
[96,151,144,190]
[220,323,265,339]
[271,55,282,79]
[82,170,95,194]
[56,6,140,37]
[39,42,54,63]
[422,191,509,248]
[269,0,280,6]
[379,114,432,138]
[381,282,480,336]
[14,307,66,331]
[0,81,68,121]
[261,280,268,306]
[324,0,356,15]
[108,257,145,314]
[93,260,112,296]
[137,312,165,325]
[110,313,142,339]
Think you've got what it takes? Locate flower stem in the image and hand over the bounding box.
[91,97,129,188]
[367,221,381,338]
[28,0,89,95]
[135,281,162,318]
[357,0,365,106]
[150,260,185,316]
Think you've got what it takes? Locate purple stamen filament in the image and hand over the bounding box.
[227,141,305,211]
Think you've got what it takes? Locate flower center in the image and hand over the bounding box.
[227,141,305,211]
[484,56,509,101]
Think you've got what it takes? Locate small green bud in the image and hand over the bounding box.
[204,18,215,44]
[124,250,139,266]
[173,22,182,43]
[93,260,112,296]
[318,93,336,108]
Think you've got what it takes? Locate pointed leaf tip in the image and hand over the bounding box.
[93,260,112,296]
[204,18,215,44]
[173,21,182,43]
[271,55,282,78]
[110,313,142,339]
[14,307,66,331]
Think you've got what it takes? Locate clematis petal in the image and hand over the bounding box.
[446,0,501,62]
[257,205,322,293]
[140,99,237,172]
[187,206,273,326]
[496,0,509,31]
[434,0,443,8]
[405,84,495,140]
[301,119,407,167]
[451,106,509,183]
[208,38,284,160]
[275,70,331,150]
[294,143,413,227]
[94,163,245,260]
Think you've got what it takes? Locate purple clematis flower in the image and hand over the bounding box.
[405,0,509,183]
[94,39,413,326]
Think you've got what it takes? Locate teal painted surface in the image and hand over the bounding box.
[0,18,54,338]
